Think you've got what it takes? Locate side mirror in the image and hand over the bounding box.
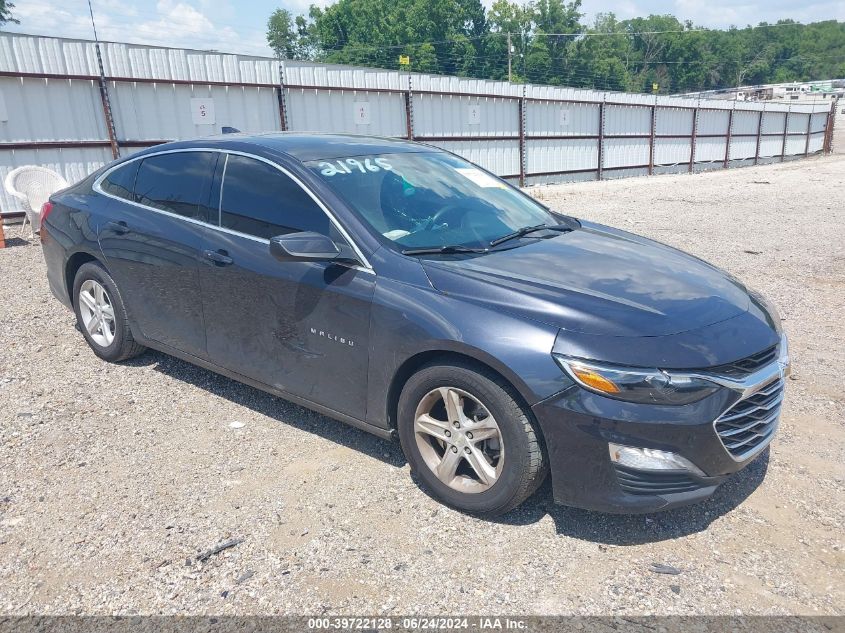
[269,231,341,262]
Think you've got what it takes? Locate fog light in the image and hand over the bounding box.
[608,443,705,476]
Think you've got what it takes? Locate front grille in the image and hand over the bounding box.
[613,464,703,496]
[708,344,779,378]
[714,377,784,459]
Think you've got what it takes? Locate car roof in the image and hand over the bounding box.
[142,133,438,163]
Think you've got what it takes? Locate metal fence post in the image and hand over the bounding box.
[518,86,526,187]
[689,103,698,174]
[277,60,288,131]
[754,108,763,165]
[648,103,656,175]
[804,110,812,156]
[781,105,790,162]
[92,40,119,159]
[404,74,414,140]
[597,99,605,181]
[723,105,734,169]
[824,101,836,154]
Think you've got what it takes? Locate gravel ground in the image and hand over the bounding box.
[1,155,844,616]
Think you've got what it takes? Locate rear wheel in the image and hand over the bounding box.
[73,261,146,362]
[398,362,547,516]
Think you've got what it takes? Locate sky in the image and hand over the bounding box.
[5,0,845,58]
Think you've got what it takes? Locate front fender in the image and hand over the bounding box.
[365,276,566,429]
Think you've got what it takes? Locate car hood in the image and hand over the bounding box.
[421,222,751,337]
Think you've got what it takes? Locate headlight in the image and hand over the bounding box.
[553,356,719,405]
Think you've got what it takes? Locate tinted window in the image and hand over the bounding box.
[134,152,216,222]
[100,161,139,201]
[220,154,331,240]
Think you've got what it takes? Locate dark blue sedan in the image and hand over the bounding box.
[40,133,789,516]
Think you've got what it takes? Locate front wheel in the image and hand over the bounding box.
[397,362,547,516]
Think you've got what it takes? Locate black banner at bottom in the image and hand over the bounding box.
[0,617,841,633]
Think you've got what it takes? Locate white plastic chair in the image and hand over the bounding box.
[4,166,69,238]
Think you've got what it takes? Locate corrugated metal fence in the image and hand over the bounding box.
[0,32,837,218]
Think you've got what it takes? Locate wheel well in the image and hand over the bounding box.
[386,350,533,432]
[65,252,100,303]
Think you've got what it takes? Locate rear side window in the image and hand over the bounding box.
[100,161,139,201]
[134,152,217,222]
[219,154,331,240]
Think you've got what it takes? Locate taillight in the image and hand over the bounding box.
[40,201,54,233]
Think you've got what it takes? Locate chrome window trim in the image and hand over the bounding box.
[92,147,375,274]
[217,152,228,228]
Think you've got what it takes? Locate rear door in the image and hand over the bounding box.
[196,153,375,420]
[97,150,218,359]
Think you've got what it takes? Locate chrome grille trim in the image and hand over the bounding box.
[714,376,785,461]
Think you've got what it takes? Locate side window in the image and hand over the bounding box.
[134,152,217,222]
[220,154,332,240]
[100,161,139,201]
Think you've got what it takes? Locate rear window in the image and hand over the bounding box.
[100,161,139,201]
[134,152,217,222]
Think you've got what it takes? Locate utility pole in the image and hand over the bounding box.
[507,32,512,83]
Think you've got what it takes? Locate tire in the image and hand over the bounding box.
[72,261,146,362]
[398,361,547,516]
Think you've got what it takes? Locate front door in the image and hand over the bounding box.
[196,153,375,420]
[97,151,218,359]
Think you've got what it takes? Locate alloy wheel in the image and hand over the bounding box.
[413,386,504,493]
[78,279,116,347]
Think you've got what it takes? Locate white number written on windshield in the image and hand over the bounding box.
[319,158,393,177]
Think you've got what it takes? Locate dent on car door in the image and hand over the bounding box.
[196,153,375,420]
[97,151,218,358]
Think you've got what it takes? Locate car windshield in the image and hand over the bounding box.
[305,152,562,251]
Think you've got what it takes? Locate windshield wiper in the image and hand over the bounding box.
[489,223,573,248]
[401,245,489,256]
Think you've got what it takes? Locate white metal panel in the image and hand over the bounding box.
[759,136,783,158]
[286,88,405,137]
[604,105,651,136]
[697,109,730,135]
[526,139,598,173]
[761,111,786,135]
[694,137,727,162]
[808,132,825,153]
[729,137,757,160]
[0,146,112,215]
[785,136,806,155]
[110,82,280,140]
[787,112,810,134]
[731,111,759,135]
[0,33,97,75]
[810,112,828,133]
[427,140,520,176]
[100,41,278,84]
[413,94,518,137]
[0,77,107,142]
[603,138,650,168]
[524,101,599,136]
[655,107,693,136]
[654,138,691,166]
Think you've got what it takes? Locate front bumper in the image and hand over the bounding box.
[531,351,787,513]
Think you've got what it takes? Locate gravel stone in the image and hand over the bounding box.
[0,155,843,615]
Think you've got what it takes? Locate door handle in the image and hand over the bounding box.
[105,220,130,235]
[203,249,234,266]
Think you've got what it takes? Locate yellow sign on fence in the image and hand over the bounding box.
[652,83,659,92]
[399,55,410,66]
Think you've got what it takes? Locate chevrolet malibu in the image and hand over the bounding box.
[40,133,789,516]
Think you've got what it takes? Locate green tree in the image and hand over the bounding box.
[267,8,306,60]
[266,1,845,93]
[1,0,19,26]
